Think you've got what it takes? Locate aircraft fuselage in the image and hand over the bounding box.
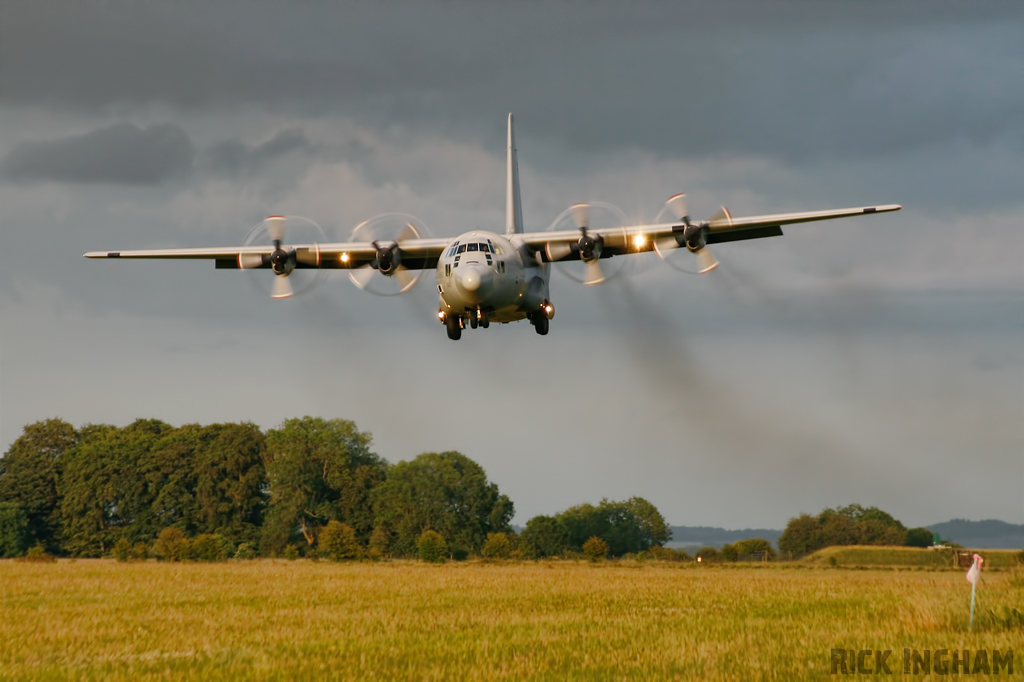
[436,230,551,327]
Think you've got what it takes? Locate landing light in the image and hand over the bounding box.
[633,234,646,248]
[340,252,350,263]
[437,311,446,321]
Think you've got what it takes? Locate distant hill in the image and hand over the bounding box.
[666,526,783,549]
[926,519,1024,549]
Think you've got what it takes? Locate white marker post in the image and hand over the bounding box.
[965,553,983,632]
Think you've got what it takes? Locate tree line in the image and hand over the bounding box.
[777,504,937,556]
[0,417,670,560]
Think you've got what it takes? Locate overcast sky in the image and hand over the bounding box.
[1,0,1021,529]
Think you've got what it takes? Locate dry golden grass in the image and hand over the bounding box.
[1,559,1020,680]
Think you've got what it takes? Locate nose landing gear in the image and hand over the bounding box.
[445,314,462,340]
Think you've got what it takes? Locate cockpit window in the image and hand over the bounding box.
[457,244,467,254]
[467,243,479,252]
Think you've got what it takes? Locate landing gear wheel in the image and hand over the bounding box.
[533,314,549,336]
[469,315,478,329]
[446,316,462,340]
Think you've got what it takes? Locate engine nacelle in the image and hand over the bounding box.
[269,247,296,276]
[578,233,603,262]
[375,244,401,276]
[683,224,706,253]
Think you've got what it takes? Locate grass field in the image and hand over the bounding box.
[1,560,1020,681]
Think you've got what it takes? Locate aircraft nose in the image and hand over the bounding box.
[456,265,491,298]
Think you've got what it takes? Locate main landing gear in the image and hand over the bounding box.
[529,301,554,336]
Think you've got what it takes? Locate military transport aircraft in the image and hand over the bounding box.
[86,114,901,340]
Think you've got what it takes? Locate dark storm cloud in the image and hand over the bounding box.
[0,123,193,185]
[199,128,314,177]
[3,1,1022,163]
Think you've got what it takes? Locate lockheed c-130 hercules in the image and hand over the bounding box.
[86,114,901,340]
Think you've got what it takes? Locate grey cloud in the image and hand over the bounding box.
[0,123,193,185]
[3,1,1022,164]
[199,128,314,177]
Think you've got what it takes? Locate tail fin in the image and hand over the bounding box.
[505,113,524,234]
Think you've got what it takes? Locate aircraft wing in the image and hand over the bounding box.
[516,204,902,261]
[84,238,452,270]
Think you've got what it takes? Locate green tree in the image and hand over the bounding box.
[819,512,858,547]
[193,422,267,546]
[318,520,362,561]
[905,527,934,548]
[371,451,513,556]
[417,529,447,563]
[778,513,825,555]
[557,499,654,556]
[0,419,78,552]
[0,502,31,558]
[59,420,173,556]
[582,536,609,562]
[262,418,385,555]
[622,497,671,547]
[733,538,776,560]
[138,424,202,538]
[521,515,570,558]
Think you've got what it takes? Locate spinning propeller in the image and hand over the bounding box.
[240,215,326,299]
[653,194,722,274]
[347,213,431,296]
[545,201,630,285]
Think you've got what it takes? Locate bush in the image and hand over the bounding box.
[20,544,57,563]
[481,532,513,559]
[369,526,391,558]
[319,521,363,561]
[417,530,448,563]
[112,537,132,562]
[450,545,470,562]
[905,527,934,548]
[130,542,150,561]
[720,544,739,562]
[284,544,300,560]
[153,527,191,562]
[235,543,257,559]
[192,534,229,562]
[696,547,718,563]
[582,536,609,562]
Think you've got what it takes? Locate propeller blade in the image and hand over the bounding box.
[653,237,681,258]
[349,265,376,290]
[571,203,589,231]
[396,222,420,243]
[266,216,286,243]
[708,206,733,229]
[238,253,264,269]
[545,241,574,262]
[696,247,719,274]
[394,265,418,292]
[271,275,293,299]
[583,260,605,286]
[666,194,689,223]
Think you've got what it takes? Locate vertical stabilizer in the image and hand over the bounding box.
[505,113,524,234]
